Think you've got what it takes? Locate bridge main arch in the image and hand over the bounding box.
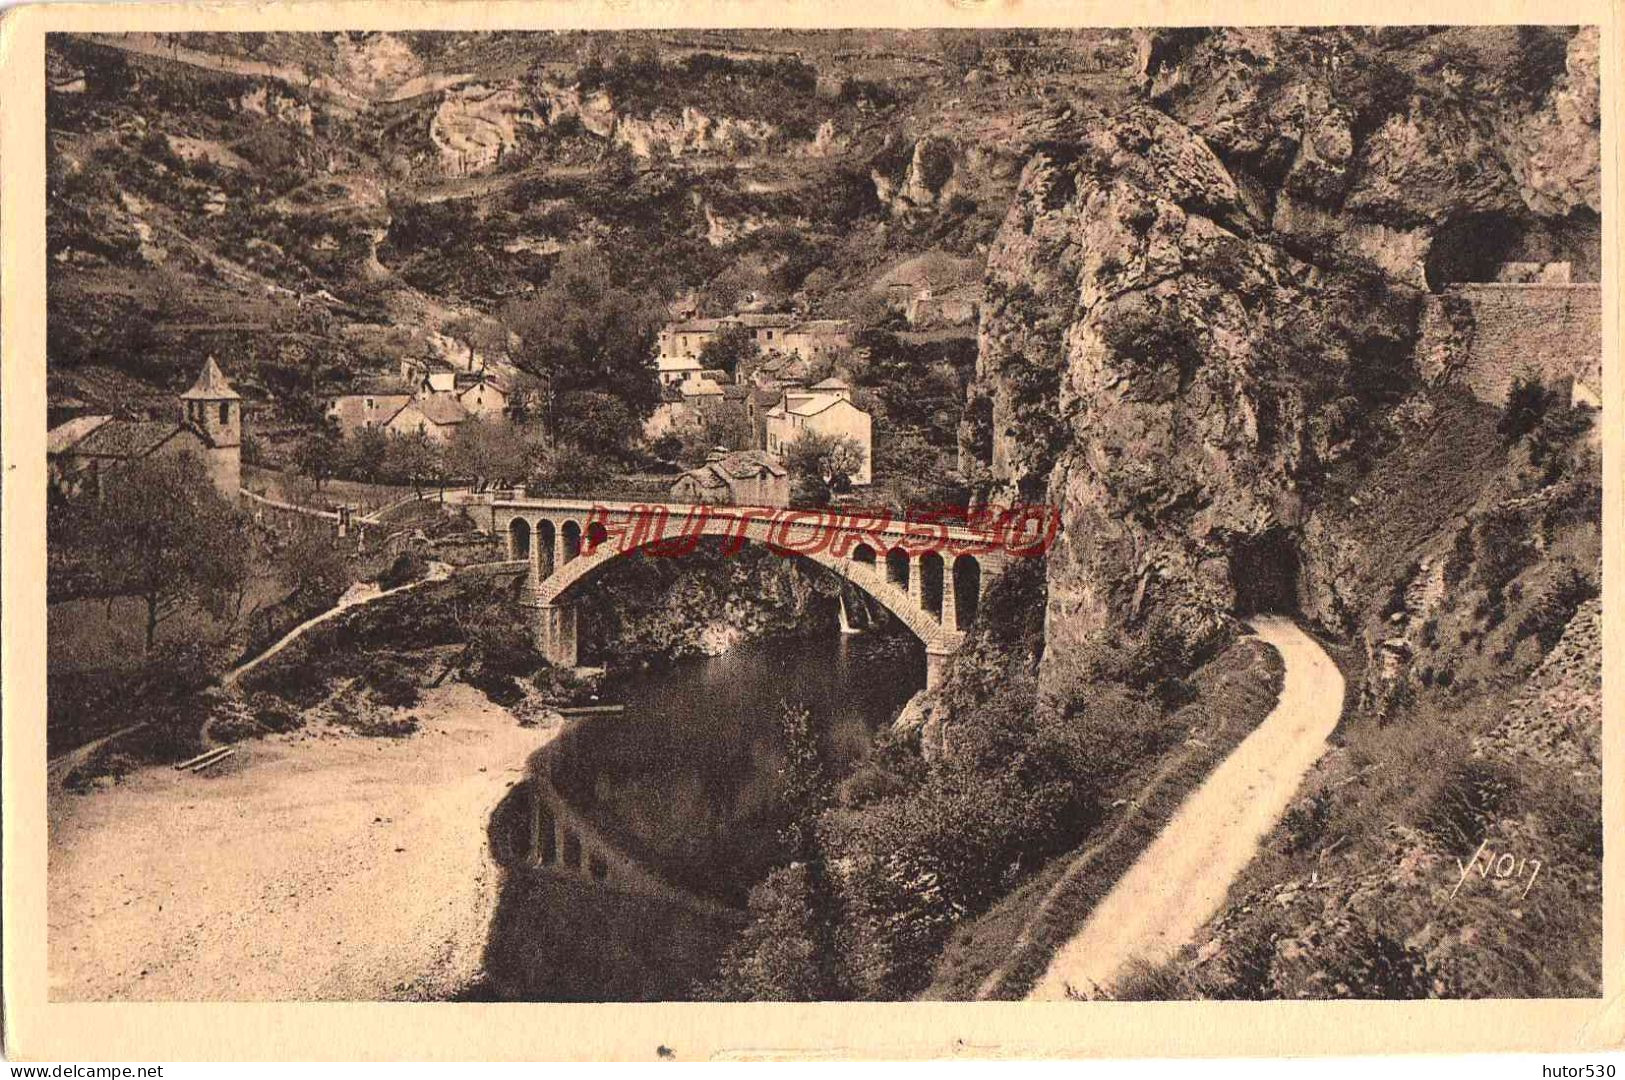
[492,499,1013,690]
[540,529,956,656]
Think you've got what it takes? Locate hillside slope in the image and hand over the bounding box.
[47,30,1133,456]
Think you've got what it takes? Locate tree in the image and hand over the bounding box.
[700,264,761,317]
[381,431,445,497]
[785,430,865,505]
[873,428,962,505]
[78,454,253,652]
[342,426,390,480]
[500,248,665,442]
[552,389,638,459]
[528,443,612,494]
[1499,374,1560,444]
[293,424,343,490]
[706,863,833,1001]
[777,702,830,861]
[446,417,536,489]
[276,528,354,611]
[442,314,510,367]
[706,702,843,1001]
[696,321,761,379]
[675,407,754,467]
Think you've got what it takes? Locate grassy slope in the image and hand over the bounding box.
[922,635,1286,999]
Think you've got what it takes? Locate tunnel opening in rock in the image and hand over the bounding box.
[1425,209,1602,292]
[1230,530,1300,616]
[1425,213,1526,291]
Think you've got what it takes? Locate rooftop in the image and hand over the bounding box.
[47,415,112,456]
[70,419,189,459]
[679,449,787,489]
[398,394,470,426]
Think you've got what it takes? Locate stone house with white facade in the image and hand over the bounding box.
[764,377,873,485]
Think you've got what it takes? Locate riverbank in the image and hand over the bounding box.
[48,683,550,1001]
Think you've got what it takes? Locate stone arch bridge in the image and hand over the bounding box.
[490,497,1046,689]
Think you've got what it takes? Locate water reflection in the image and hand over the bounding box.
[552,632,925,905]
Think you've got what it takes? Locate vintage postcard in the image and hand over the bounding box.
[1,0,1620,1061]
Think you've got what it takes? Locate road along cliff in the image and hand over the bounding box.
[1028,617,1344,1000]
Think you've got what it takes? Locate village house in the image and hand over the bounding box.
[401,354,461,394]
[453,371,509,419]
[670,448,789,507]
[675,371,727,412]
[328,367,508,438]
[325,378,415,436]
[905,283,982,329]
[764,377,873,486]
[744,386,783,451]
[657,348,704,387]
[778,319,853,359]
[644,383,702,441]
[383,394,470,444]
[48,357,244,500]
[655,313,853,383]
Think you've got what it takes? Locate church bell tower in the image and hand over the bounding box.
[180,356,243,498]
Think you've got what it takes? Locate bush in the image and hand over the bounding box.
[244,652,334,708]
[1498,375,1559,444]
[361,656,422,709]
[250,692,305,733]
[378,550,429,590]
[1513,568,1598,654]
[464,666,524,707]
[343,712,420,738]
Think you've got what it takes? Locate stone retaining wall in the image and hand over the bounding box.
[1417,284,1602,406]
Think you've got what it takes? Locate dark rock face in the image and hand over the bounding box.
[1148,27,1601,284]
[961,27,1599,696]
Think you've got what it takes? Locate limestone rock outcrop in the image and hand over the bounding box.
[961,26,1600,695]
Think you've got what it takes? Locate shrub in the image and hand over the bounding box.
[361,656,422,709]
[1498,375,1558,444]
[1513,568,1598,654]
[250,692,305,733]
[378,550,428,590]
[464,667,524,707]
[1419,759,1518,850]
[346,713,420,738]
[244,653,334,708]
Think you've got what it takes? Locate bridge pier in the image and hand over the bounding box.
[532,601,578,668]
[837,587,861,634]
[925,646,952,692]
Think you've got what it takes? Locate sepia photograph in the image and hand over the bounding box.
[13,10,1611,1035]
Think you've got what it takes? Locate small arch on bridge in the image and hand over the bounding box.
[852,542,877,567]
[953,555,981,630]
[920,551,945,618]
[588,852,609,882]
[885,547,910,589]
[585,521,609,554]
[509,517,532,561]
[537,519,556,576]
[561,520,582,563]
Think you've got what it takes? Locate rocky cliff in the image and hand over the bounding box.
[960,26,1601,699]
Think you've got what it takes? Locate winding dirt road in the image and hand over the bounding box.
[1027,616,1345,1000]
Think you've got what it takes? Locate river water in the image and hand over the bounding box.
[550,631,925,906]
